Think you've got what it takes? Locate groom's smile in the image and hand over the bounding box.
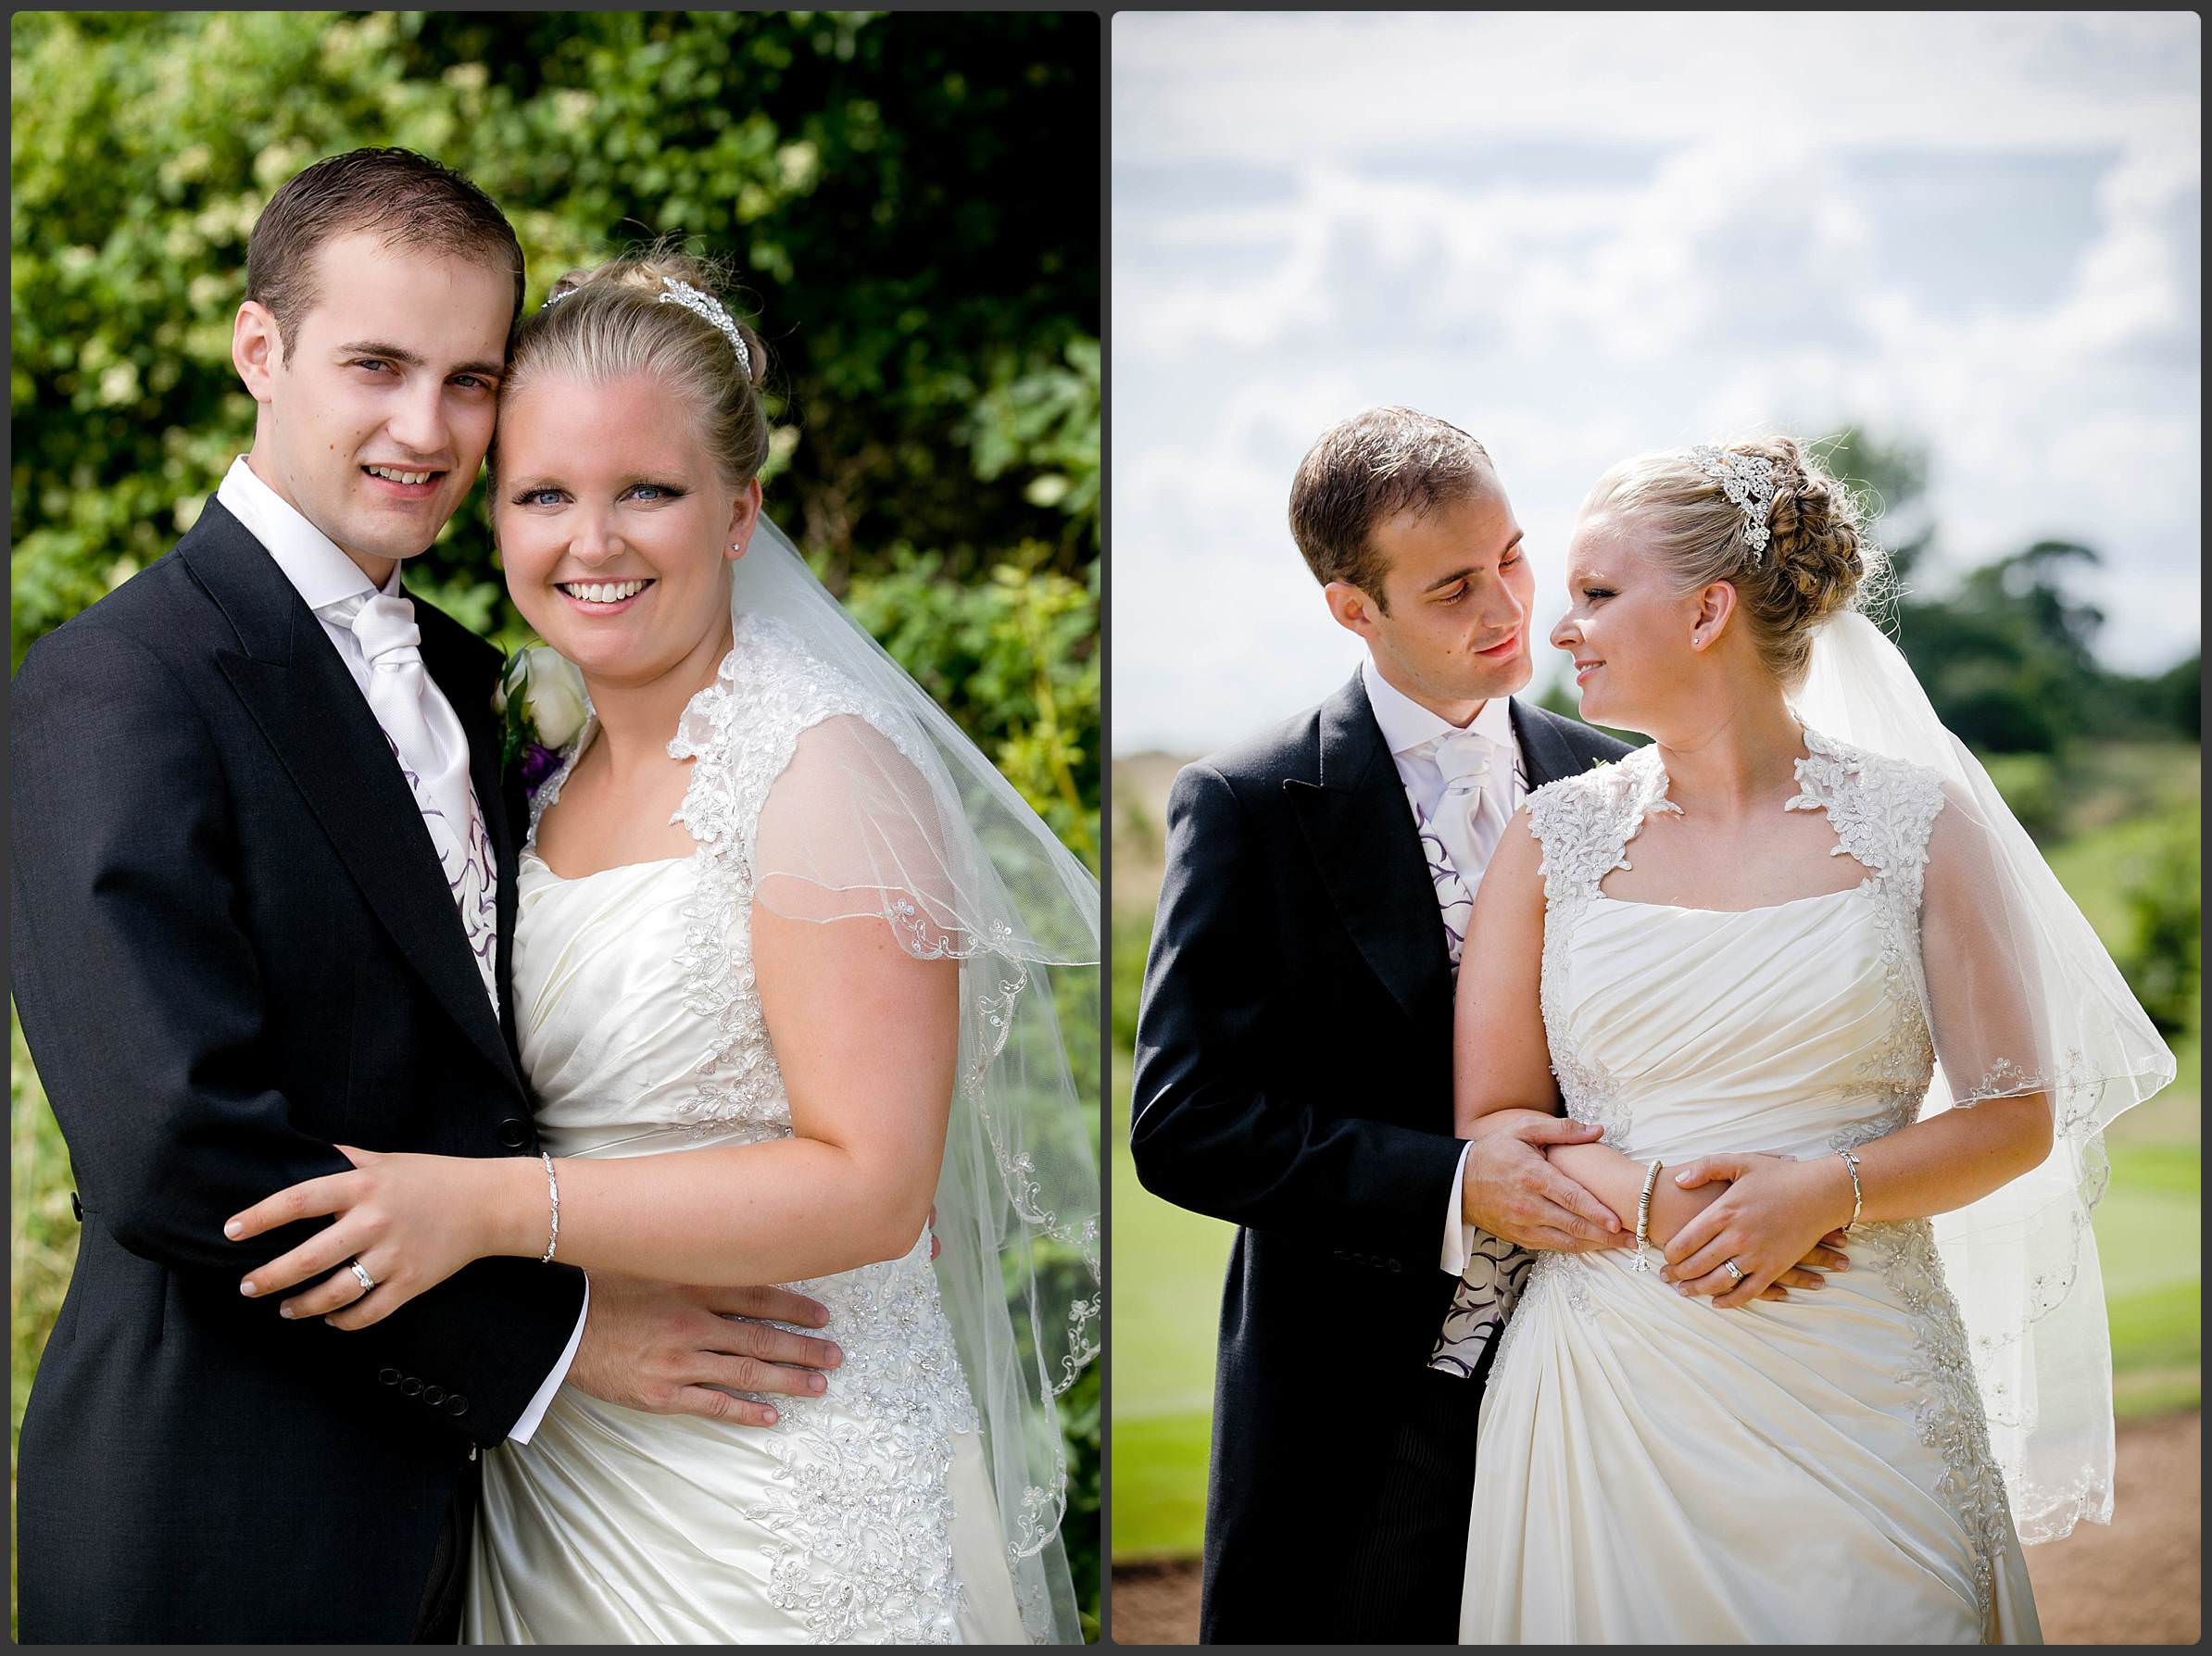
[359,459,451,506]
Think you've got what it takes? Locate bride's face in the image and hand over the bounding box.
[1551,519,1705,727]
[494,370,760,691]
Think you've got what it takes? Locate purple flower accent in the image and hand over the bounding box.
[519,741,559,795]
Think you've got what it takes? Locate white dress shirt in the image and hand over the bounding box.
[1357,655,1526,1277]
[217,456,584,1442]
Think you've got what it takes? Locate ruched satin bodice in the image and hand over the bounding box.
[1460,734,2040,1645]
[509,851,711,1151]
[1556,884,1909,1161]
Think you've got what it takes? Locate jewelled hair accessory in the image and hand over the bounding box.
[657,278,752,378]
[537,278,754,381]
[1690,444,1776,558]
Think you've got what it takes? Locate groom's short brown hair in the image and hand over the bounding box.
[246,147,524,362]
[1288,407,1497,613]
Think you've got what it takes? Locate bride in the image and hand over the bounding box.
[225,254,1099,1643]
[1451,438,2172,1642]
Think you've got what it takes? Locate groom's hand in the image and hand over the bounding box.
[1460,1115,1626,1252]
[565,1273,844,1427]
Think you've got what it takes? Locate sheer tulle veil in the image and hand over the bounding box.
[733,515,1100,1639]
[1792,608,2175,1541]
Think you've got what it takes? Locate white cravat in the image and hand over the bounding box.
[1424,726,1509,908]
[327,588,480,859]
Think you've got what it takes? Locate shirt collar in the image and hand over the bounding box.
[216,455,401,609]
[1362,651,1515,758]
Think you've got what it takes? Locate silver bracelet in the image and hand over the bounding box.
[538,1150,561,1264]
[1837,1148,1864,1231]
[1631,1158,1665,1273]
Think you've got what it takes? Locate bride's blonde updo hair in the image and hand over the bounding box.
[1580,435,1885,688]
[500,245,769,488]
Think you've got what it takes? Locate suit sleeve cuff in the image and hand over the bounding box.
[508,1276,588,1444]
[1441,1142,1477,1274]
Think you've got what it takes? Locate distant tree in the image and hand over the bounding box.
[2155,653,2202,740]
[2118,819,2201,1037]
[1817,427,1934,587]
[1825,427,2192,755]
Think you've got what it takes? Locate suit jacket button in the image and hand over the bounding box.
[497,1118,530,1149]
[424,1386,446,1406]
[379,1367,401,1386]
[446,1394,469,1416]
[401,1376,423,1397]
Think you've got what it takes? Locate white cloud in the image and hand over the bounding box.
[1111,12,2200,754]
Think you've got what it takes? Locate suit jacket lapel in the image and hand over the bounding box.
[182,504,522,1094]
[1286,671,1452,1029]
[1510,697,1585,793]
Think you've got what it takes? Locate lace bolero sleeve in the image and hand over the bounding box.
[750,709,977,957]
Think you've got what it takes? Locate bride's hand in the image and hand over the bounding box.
[1660,1152,1856,1309]
[226,1147,502,1329]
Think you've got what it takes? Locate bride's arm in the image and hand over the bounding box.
[1450,808,1627,1254]
[226,902,960,1324]
[496,900,961,1283]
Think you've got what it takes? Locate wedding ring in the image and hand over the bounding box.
[347,1260,376,1294]
[1722,1259,1745,1284]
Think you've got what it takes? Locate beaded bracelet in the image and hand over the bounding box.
[1631,1158,1665,1273]
[538,1150,561,1264]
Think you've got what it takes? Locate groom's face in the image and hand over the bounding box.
[233,232,511,578]
[1326,483,1536,719]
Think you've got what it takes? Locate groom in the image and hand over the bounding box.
[10,148,838,1643]
[1130,408,1635,1643]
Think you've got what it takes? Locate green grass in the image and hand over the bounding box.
[2099,1141,2201,1420]
[1110,1411,1214,1564]
[1110,1049,1233,1561]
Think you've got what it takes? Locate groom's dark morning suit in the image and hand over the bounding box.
[1130,670,1627,1643]
[10,500,587,1641]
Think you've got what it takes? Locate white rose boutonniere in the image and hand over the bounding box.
[495,644,591,794]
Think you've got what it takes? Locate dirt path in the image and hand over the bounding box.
[2023,1411,2200,1645]
[1109,1411,2201,1644]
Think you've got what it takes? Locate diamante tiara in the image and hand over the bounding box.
[539,276,754,380]
[656,278,752,378]
[1690,444,1775,558]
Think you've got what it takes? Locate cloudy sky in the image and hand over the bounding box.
[1110,12,2200,755]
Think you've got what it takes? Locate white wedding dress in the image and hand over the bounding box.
[463,615,1028,1644]
[1460,730,2042,1644]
